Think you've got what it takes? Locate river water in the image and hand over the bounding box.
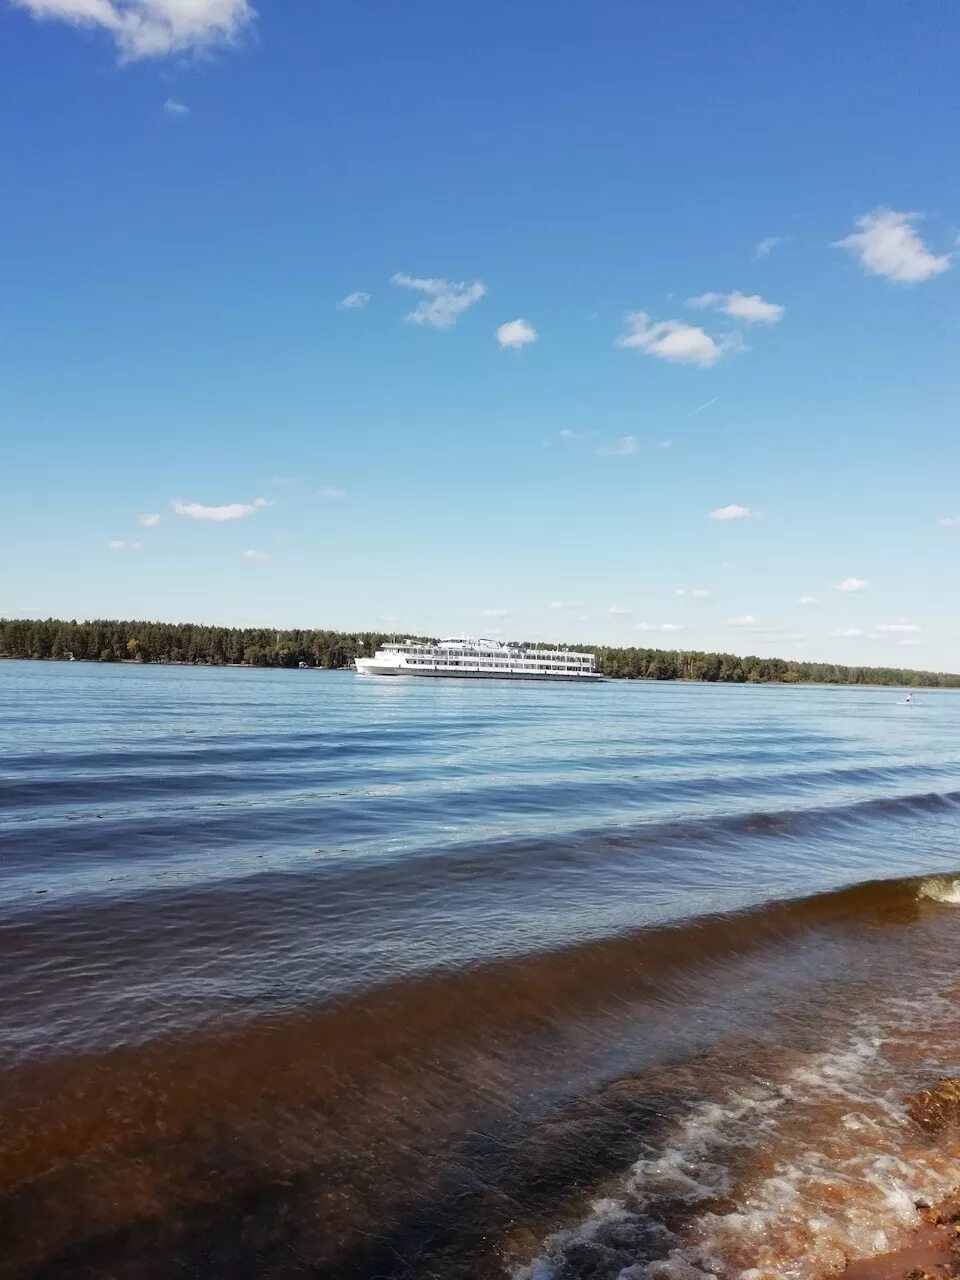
[1,660,959,1278]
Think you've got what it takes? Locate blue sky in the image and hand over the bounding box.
[2,1,959,667]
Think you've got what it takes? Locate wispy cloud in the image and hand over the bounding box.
[728,615,758,628]
[163,98,190,117]
[708,504,753,521]
[317,486,346,500]
[833,209,950,284]
[616,312,738,368]
[689,291,785,324]
[496,318,537,349]
[482,608,509,618]
[171,497,270,522]
[242,549,269,563]
[14,0,256,61]
[676,588,711,599]
[391,273,486,328]
[876,622,921,634]
[608,606,632,616]
[938,516,960,528]
[833,627,863,638]
[798,596,819,606]
[138,513,161,527]
[338,291,370,310]
[754,235,787,260]
[107,538,141,550]
[635,622,684,633]
[835,577,868,593]
[598,435,639,457]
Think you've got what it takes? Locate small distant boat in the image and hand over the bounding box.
[355,638,601,682]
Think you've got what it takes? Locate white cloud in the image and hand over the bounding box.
[635,622,684,633]
[689,291,785,324]
[163,97,190,116]
[496,318,537,349]
[676,588,711,599]
[615,312,738,368]
[242,549,269,563]
[833,209,950,284]
[876,622,921,634]
[608,606,632,616]
[728,615,758,628]
[938,516,960,528]
[338,291,370,310]
[833,628,863,638]
[171,497,270,522]
[835,577,868,593]
[107,538,141,550]
[754,236,787,260]
[391,272,486,328]
[898,638,923,647]
[708,504,753,521]
[482,608,509,618]
[317,486,346,500]
[599,435,639,457]
[138,513,161,527]
[14,0,256,61]
[798,596,819,606]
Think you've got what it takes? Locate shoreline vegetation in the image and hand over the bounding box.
[1,617,958,688]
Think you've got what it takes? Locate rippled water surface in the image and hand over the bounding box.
[1,660,959,1278]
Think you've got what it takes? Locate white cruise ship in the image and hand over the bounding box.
[355,638,601,682]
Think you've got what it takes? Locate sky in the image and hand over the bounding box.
[1,1,959,669]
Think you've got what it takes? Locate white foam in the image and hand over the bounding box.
[513,1005,960,1280]
[918,875,960,904]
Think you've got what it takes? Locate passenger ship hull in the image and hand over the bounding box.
[354,638,602,682]
[355,660,600,682]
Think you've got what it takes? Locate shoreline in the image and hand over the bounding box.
[2,654,958,693]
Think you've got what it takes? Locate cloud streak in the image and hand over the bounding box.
[338,291,370,310]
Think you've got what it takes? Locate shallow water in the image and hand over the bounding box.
[1,661,958,1277]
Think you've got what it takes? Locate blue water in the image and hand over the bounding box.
[2,660,960,1280]
[2,659,959,1057]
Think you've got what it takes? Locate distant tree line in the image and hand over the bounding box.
[0,618,957,688]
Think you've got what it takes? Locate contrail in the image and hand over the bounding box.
[690,396,719,415]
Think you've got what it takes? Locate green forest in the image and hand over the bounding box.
[0,617,957,687]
